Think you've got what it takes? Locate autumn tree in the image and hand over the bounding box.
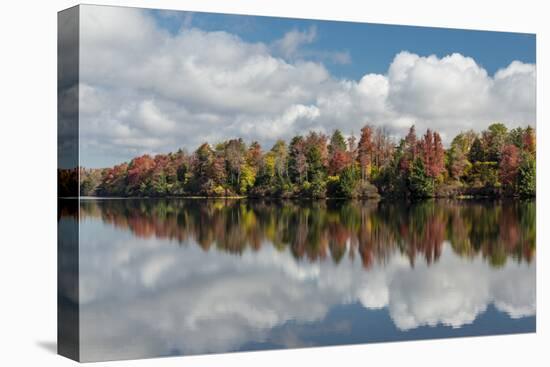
[80,168,103,196]
[305,132,328,182]
[253,151,276,195]
[246,141,263,172]
[357,125,374,182]
[482,123,508,162]
[238,141,262,195]
[347,134,357,162]
[83,124,535,199]
[96,162,129,196]
[189,143,215,195]
[328,129,350,175]
[149,154,172,195]
[126,155,155,195]
[239,164,256,195]
[366,127,394,179]
[288,136,308,184]
[211,151,227,191]
[399,125,418,174]
[174,149,190,186]
[419,129,445,180]
[224,138,246,190]
[515,126,535,197]
[499,144,520,193]
[271,140,288,181]
[517,153,536,197]
[523,126,536,155]
[447,132,473,180]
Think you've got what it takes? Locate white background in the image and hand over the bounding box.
[0,0,547,366]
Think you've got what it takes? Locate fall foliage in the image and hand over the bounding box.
[71,123,536,199]
[72,198,535,269]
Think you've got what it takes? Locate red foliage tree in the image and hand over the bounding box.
[419,129,445,179]
[432,131,445,178]
[328,130,350,175]
[247,141,263,172]
[329,149,351,175]
[500,144,520,190]
[357,125,374,182]
[127,155,155,187]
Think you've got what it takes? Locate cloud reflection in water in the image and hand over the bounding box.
[66,199,535,361]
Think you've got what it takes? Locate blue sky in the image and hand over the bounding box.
[78,5,536,168]
[149,9,535,80]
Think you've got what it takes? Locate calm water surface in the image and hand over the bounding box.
[60,199,536,361]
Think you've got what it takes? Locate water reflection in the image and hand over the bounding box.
[64,199,535,361]
[78,199,535,268]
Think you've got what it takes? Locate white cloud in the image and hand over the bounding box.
[137,100,176,134]
[273,26,317,59]
[271,26,352,65]
[388,52,491,120]
[78,5,536,168]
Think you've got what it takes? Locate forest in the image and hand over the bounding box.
[72,123,536,199]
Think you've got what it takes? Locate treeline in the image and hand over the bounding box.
[78,123,536,199]
[73,199,536,268]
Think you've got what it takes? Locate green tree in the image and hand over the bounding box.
[407,158,434,198]
[482,123,508,162]
[189,143,215,195]
[447,131,474,180]
[507,127,525,148]
[523,126,536,155]
[309,172,327,199]
[468,137,484,163]
[338,164,360,197]
[306,145,325,182]
[517,153,536,197]
[328,129,347,155]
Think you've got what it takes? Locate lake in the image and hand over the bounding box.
[58,198,536,361]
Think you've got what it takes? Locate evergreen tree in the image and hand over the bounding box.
[469,137,484,163]
[408,158,434,198]
[328,129,347,155]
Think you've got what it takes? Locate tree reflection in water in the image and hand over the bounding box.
[59,198,536,361]
[75,198,535,269]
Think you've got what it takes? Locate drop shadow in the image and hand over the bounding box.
[36,341,57,354]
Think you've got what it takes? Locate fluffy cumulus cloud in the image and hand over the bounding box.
[73,215,536,361]
[78,5,536,167]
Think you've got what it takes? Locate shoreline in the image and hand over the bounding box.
[67,195,535,201]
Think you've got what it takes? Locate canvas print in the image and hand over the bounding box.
[58,4,536,362]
